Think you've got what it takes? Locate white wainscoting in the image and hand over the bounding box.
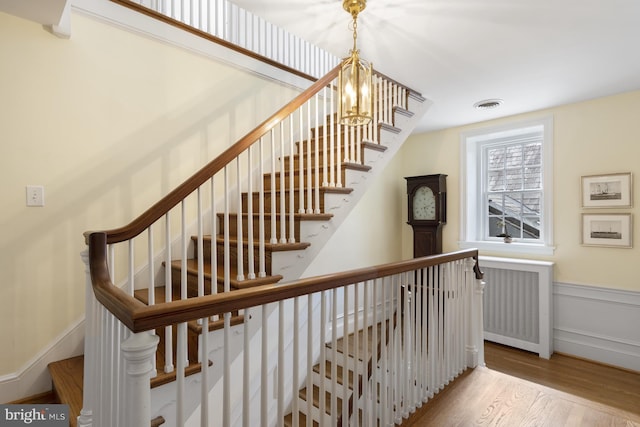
[554,282,640,372]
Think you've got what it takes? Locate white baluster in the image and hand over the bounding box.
[279,122,287,243]
[288,117,295,243]
[258,138,267,277]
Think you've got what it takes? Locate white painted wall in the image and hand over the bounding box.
[400,91,640,291]
[400,91,640,369]
[0,8,300,387]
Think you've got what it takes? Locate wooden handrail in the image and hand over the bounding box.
[84,65,341,245]
[89,232,481,333]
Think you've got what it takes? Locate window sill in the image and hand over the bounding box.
[458,240,555,256]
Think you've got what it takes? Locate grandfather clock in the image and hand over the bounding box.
[406,174,447,257]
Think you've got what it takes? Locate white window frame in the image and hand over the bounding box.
[459,116,555,255]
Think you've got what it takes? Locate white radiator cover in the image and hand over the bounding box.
[479,256,554,358]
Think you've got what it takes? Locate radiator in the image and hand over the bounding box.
[479,256,554,358]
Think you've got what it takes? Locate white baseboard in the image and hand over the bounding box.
[0,318,85,403]
[553,282,640,372]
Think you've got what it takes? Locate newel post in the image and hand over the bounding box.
[78,248,95,427]
[121,332,160,427]
[465,257,486,368]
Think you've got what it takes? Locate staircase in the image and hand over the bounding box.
[50,73,429,425]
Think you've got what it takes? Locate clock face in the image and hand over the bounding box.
[412,186,436,220]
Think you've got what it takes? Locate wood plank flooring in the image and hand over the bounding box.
[405,342,640,426]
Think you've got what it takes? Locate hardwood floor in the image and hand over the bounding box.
[405,342,640,426]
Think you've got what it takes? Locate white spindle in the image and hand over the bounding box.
[329,86,335,188]
[223,167,231,425]
[127,240,134,295]
[336,121,343,188]
[201,314,210,427]
[314,93,320,213]
[242,313,250,427]
[321,87,328,188]
[319,291,327,423]
[353,282,360,426]
[306,102,312,213]
[258,138,267,277]
[260,304,268,426]
[292,297,300,427]
[223,309,231,426]
[380,276,388,425]
[236,157,244,280]
[298,108,306,214]
[270,129,277,244]
[362,281,369,427]
[278,300,285,425]
[330,289,338,426]
[147,227,154,306]
[306,293,313,427]
[279,122,286,243]
[288,117,295,243]
[176,321,187,425]
[342,285,348,423]
[247,146,255,279]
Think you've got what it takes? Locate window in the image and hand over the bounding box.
[460,117,554,255]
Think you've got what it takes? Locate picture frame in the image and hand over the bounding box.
[581,213,633,248]
[581,172,633,208]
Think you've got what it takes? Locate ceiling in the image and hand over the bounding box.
[232,0,640,132]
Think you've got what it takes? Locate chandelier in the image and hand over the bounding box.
[338,0,373,126]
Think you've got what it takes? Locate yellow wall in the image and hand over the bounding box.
[399,90,640,291]
[0,11,299,375]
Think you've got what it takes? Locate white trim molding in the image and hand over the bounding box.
[554,282,640,372]
[0,318,85,403]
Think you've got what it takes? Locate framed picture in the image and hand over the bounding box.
[581,172,633,208]
[581,213,633,248]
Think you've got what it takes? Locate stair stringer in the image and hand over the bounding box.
[271,96,432,284]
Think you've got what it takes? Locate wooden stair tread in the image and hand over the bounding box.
[217,212,333,221]
[313,361,356,389]
[243,185,354,197]
[151,360,212,389]
[167,259,284,289]
[213,235,312,252]
[299,384,343,416]
[269,162,371,176]
[48,356,83,427]
[284,411,319,427]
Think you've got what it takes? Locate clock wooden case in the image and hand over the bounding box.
[405,174,447,257]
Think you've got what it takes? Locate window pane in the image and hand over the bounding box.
[523,216,541,239]
[505,168,522,191]
[522,192,541,215]
[488,170,505,191]
[524,143,542,166]
[524,166,541,190]
[487,215,503,237]
[506,145,522,167]
[487,147,504,170]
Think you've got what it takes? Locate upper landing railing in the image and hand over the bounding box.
[111,0,340,80]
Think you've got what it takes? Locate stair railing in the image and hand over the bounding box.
[111,0,339,81]
[86,232,483,426]
[80,64,415,427]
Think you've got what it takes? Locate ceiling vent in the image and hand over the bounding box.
[473,99,503,110]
